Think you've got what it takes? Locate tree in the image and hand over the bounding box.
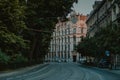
[25,0,78,62]
[0,0,30,69]
[0,0,28,55]
[95,24,120,55]
[0,0,78,66]
[77,37,96,56]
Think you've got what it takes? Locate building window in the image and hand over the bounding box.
[73,36,76,50]
[62,30,63,35]
[68,36,70,43]
[73,28,76,33]
[81,27,83,33]
[65,29,67,35]
[58,31,60,36]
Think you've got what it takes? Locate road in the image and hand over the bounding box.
[0,63,119,80]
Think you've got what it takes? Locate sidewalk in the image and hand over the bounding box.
[108,69,120,75]
[0,63,48,78]
[98,66,120,75]
[79,64,120,75]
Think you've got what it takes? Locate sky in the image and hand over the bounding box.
[73,0,97,15]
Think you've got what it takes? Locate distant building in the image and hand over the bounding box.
[45,12,87,62]
[86,0,120,68]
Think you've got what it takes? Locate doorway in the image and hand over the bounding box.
[73,55,76,62]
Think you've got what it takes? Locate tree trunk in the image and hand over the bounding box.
[29,37,38,61]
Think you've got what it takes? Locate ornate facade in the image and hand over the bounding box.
[46,12,87,62]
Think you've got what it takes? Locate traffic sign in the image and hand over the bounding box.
[105,50,110,56]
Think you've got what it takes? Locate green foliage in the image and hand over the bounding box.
[0,0,28,55]
[0,0,26,33]
[25,0,78,61]
[95,24,120,54]
[0,27,29,54]
[0,50,10,64]
[11,54,28,64]
[77,23,120,58]
[77,37,98,57]
[0,0,77,66]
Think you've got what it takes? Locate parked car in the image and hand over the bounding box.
[58,59,61,63]
[98,58,110,68]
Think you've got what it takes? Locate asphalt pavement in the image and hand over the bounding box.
[0,62,119,80]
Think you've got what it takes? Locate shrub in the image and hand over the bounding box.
[0,50,10,65]
[11,54,28,64]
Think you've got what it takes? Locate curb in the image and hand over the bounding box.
[0,63,48,78]
[79,64,120,75]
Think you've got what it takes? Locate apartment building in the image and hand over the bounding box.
[86,0,120,68]
[87,0,120,37]
[46,12,87,62]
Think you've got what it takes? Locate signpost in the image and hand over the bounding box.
[105,50,110,56]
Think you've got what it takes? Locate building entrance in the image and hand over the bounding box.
[73,55,76,62]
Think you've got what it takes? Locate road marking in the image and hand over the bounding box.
[6,77,13,80]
